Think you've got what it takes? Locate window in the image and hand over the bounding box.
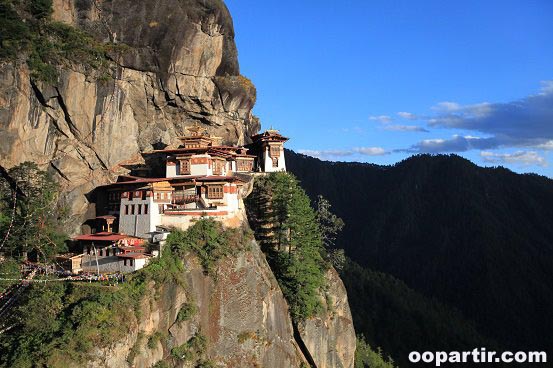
[131,205,135,215]
[207,185,224,199]
[124,259,127,266]
[130,259,134,267]
[237,159,253,172]
[272,158,279,168]
[270,145,281,157]
[137,204,142,215]
[141,191,147,200]
[144,204,149,214]
[129,191,133,200]
[179,159,191,175]
[213,160,224,175]
[125,205,129,215]
[99,249,103,256]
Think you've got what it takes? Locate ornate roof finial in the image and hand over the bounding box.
[186,122,203,136]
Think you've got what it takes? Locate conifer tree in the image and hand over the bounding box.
[246,172,327,322]
[0,162,67,260]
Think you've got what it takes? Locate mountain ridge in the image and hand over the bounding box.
[286,149,553,357]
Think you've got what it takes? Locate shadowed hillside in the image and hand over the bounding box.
[286,149,553,358]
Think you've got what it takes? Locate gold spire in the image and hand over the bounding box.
[185,122,205,137]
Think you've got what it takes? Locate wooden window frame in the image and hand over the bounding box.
[207,185,224,199]
[179,159,191,175]
[213,159,224,175]
[270,145,280,157]
[237,159,253,172]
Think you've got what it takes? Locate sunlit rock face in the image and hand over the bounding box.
[87,241,308,368]
[0,0,258,233]
[298,268,357,368]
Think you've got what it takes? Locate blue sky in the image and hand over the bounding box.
[225,0,553,176]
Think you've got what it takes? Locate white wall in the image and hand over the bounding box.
[119,196,159,238]
[166,160,177,178]
[263,146,286,172]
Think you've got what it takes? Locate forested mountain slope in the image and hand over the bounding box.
[286,150,553,356]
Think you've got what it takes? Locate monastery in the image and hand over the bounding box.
[67,125,288,274]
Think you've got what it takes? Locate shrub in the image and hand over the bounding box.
[176,303,198,323]
[147,331,165,350]
[355,335,396,368]
[171,332,207,362]
[0,0,124,82]
[167,218,250,275]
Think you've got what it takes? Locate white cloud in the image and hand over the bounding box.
[383,124,429,133]
[298,149,354,159]
[480,151,547,167]
[535,140,553,150]
[399,135,498,153]
[428,83,552,142]
[397,112,418,120]
[353,147,388,156]
[432,101,461,112]
[369,115,393,123]
[402,81,553,154]
[298,146,388,159]
[539,80,553,95]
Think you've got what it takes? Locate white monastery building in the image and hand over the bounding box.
[98,125,289,238]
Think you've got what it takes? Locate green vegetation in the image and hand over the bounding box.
[341,259,499,366]
[0,0,123,82]
[0,217,255,366]
[176,302,198,323]
[151,362,171,368]
[147,331,165,350]
[286,150,553,357]
[246,172,328,322]
[0,162,68,261]
[0,257,20,292]
[355,335,396,368]
[315,195,346,270]
[0,246,184,367]
[167,218,251,275]
[171,332,207,362]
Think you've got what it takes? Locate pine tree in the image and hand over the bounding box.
[0,162,67,260]
[246,172,327,322]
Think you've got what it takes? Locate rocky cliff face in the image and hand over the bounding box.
[298,269,357,368]
[0,0,258,232]
[0,2,357,366]
[85,241,354,368]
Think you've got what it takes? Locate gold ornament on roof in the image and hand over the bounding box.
[185,122,206,137]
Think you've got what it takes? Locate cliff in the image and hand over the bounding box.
[92,241,355,368]
[0,238,354,368]
[0,0,258,232]
[90,241,308,368]
[0,2,357,367]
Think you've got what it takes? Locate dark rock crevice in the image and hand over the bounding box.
[54,87,81,138]
[49,162,71,182]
